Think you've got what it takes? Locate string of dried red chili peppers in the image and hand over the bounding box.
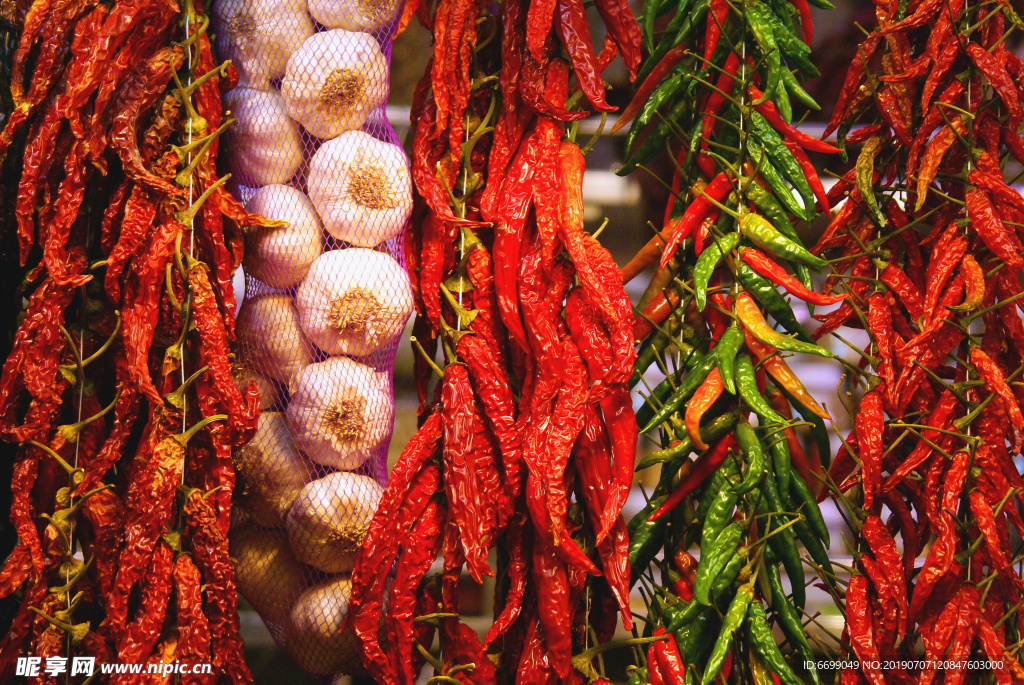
[818,0,1024,681]
[0,0,268,679]
[348,0,642,682]
[616,0,841,680]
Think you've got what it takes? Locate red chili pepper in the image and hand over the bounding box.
[661,172,734,267]
[593,0,641,79]
[880,263,925,321]
[967,43,1022,125]
[703,0,729,65]
[554,0,615,112]
[741,248,845,306]
[863,515,908,642]
[846,576,886,685]
[967,188,1024,273]
[649,434,738,521]
[633,288,681,341]
[971,348,1024,430]
[783,140,830,212]
[855,390,884,513]
[685,368,725,450]
[701,53,742,143]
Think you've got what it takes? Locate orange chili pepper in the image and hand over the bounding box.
[684,368,725,450]
[743,328,832,420]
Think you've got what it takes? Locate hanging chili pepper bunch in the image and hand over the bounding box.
[814,0,1024,682]
[0,0,271,679]
[348,0,643,683]
[611,0,844,681]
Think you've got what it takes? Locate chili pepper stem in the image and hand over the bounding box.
[25,440,83,481]
[174,174,230,226]
[58,389,121,443]
[174,413,228,446]
[410,336,445,379]
[174,118,237,186]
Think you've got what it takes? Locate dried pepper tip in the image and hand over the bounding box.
[164,365,209,410]
[57,389,121,444]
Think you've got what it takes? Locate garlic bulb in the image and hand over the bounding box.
[280,30,388,140]
[243,185,323,289]
[295,249,413,357]
[232,363,281,411]
[284,471,383,573]
[306,131,413,246]
[236,293,312,388]
[285,576,364,675]
[234,413,311,528]
[286,357,394,469]
[212,0,314,90]
[308,0,401,33]
[230,525,306,627]
[224,88,303,186]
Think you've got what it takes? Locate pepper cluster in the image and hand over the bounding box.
[0,0,269,680]
[347,0,643,682]
[816,0,1024,681]
[614,0,841,681]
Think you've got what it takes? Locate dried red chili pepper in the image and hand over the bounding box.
[117,539,173,663]
[970,348,1024,430]
[846,576,885,685]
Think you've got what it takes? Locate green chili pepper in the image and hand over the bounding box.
[748,601,806,685]
[641,0,676,54]
[711,550,745,598]
[761,11,818,80]
[628,496,669,584]
[790,471,830,546]
[695,233,740,311]
[746,1,783,103]
[640,351,717,433]
[664,596,704,631]
[695,521,742,605]
[767,426,791,502]
[762,548,818,682]
[636,410,741,469]
[758,473,806,609]
[731,420,768,494]
[773,74,794,123]
[639,0,711,83]
[776,382,831,469]
[744,181,805,250]
[765,0,797,41]
[631,320,697,388]
[780,66,821,110]
[734,262,815,343]
[703,584,754,684]
[749,112,818,217]
[626,666,646,685]
[715,326,745,394]
[673,606,713,660]
[735,356,788,424]
[747,141,811,222]
[806,0,834,8]
[621,98,692,175]
[792,513,835,583]
[739,212,828,268]
[626,71,688,151]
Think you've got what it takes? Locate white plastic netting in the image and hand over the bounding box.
[211,0,410,676]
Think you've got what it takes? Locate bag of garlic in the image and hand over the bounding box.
[212,0,410,675]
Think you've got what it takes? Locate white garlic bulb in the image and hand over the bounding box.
[243,185,323,289]
[212,0,314,90]
[234,412,311,528]
[286,357,393,469]
[280,30,388,140]
[295,249,413,357]
[230,525,306,627]
[284,472,383,573]
[224,88,304,186]
[308,0,402,33]
[306,131,412,247]
[236,293,312,388]
[285,576,364,674]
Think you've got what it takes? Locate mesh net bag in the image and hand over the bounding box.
[211,0,410,675]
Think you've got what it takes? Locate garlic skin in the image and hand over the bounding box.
[243,185,323,289]
[281,30,388,140]
[212,0,314,90]
[236,293,312,389]
[286,357,394,469]
[308,0,401,33]
[230,525,306,627]
[306,131,413,247]
[224,89,304,186]
[285,576,364,675]
[295,249,413,357]
[232,363,282,411]
[285,471,383,573]
[234,412,311,528]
